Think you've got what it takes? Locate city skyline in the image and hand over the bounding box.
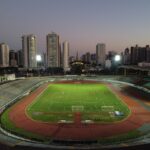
[1,0,150,56]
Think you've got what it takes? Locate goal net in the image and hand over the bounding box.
[72,106,84,112]
[101,106,114,112]
[101,106,115,117]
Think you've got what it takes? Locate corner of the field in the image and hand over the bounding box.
[24,83,49,123]
[105,83,132,124]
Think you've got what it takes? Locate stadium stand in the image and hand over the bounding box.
[0,77,49,108]
[0,77,53,149]
[0,76,150,150]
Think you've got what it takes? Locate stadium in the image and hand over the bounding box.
[0,75,150,150]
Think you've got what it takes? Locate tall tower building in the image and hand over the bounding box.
[146,45,150,62]
[17,50,24,67]
[28,35,37,68]
[22,34,37,68]
[22,35,28,68]
[0,43,9,67]
[96,43,106,67]
[62,41,69,71]
[47,32,60,67]
[130,45,138,65]
[9,50,17,67]
[123,48,130,65]
[76,51,79,61]
[85,52,91,63]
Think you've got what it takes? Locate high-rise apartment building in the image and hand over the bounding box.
[17,50,24,67]
[0,43,9,67]
[123,48,130,65]
[9,50,17,67]
[42,52,47,68]
[146,45,150,62]
[46,32,60,67]
[138,47,147,62]
[81,52,91,63]
[130,45,147,65]
[131,45,139,65]
[62,41,69,71]
[22,34,37,68]
[90,53,96,64]
[96,43,106,67]
[22,35,28,68]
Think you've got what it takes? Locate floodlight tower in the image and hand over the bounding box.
[114,54,121,75]
[36,54,42,76]
[36,55,42,64]
[114,55,121,62]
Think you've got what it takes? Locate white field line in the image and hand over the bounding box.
[50,101,98,103]
[106,84,131,115]
[27,84,115,113]
[26,84,49,112]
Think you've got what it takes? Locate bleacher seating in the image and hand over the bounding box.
[0,78,47,108]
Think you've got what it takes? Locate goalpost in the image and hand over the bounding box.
[101,106,114,112]
[72,106,84,112]
[101,106,115,117]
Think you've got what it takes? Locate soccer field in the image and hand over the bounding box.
[27,83,130,122]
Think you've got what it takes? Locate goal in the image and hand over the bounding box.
[101,106,114,112]
[72,106,84,112]
[101,106,115,118]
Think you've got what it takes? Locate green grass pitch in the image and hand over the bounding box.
[27,83,130,122]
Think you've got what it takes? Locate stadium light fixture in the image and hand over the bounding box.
[36,55,42,62]
[114,54,121,62]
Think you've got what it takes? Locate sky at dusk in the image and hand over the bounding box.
[1,0,150,56]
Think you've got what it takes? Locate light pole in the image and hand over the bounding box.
[36,55,42,76]
[114,55,121,62]
[114,54,121,75]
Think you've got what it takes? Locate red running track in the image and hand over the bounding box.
[9,81,150,140]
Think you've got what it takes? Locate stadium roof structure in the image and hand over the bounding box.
[119,65,150,72]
